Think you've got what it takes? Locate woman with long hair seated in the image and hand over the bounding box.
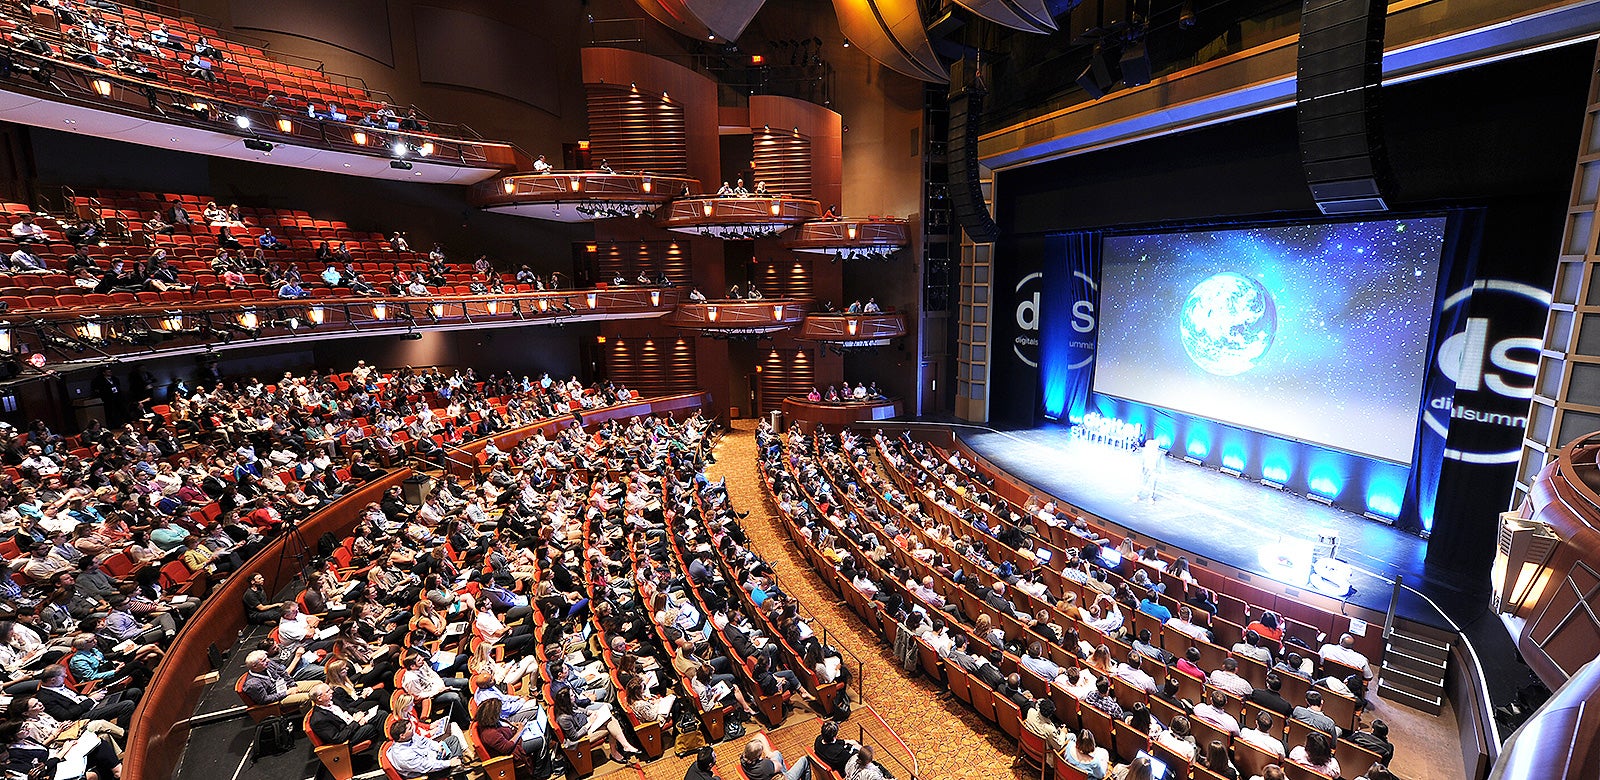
[1062,728,1109,780]
[473,697,542,775]
[1290,731,1341,778]
[550,684,641,765]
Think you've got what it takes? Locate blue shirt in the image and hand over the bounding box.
[1137,599,1172,623]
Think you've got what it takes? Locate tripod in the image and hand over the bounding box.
[275,514,318,589]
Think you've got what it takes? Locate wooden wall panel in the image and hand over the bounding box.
[754,255,815,300]
[749,95,843,211]
[585,85,690,177]
[758,343,817,414]
[582,48,721,192]
[583,239,694,286]
[606,335,698,397]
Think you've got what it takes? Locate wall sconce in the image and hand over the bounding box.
[160,312,183,332]
[276,118,293,133]
[846,225,858,240]
[650,291,661,306]
[0,325,12,353]
[352,131,368,145]
[571,177,583,192]
[419,142,434,156]
[486,300,499,315]
[372,303,387,320]
[847,319,859,336]
[1492,512,1560,617]
[537,298,549,312]
[769,201,781,216]
[91,79,112,97]
[430,303,445,319]
[586,293,597,309]
[238,310,258,330]
[772,304,784,319]
[502,179,515,195]
[641,178,652,193]
[78,317,103,341]
[701,202,714,217]
[707,305,719,322]
[305,306,322,325]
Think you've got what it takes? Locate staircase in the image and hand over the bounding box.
[1377,617,1453,715]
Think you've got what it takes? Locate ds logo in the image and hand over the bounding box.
[1425,279,1549,465]
[1011,271,1098,369]
[1013,273,1042,368]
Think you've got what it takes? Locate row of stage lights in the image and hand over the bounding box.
[1070,410,1403,523]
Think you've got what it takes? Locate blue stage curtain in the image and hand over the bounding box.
[1040,231,1102,422]
[1399,209,1484,535]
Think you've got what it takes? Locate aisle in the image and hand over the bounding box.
[705,421,1029,780]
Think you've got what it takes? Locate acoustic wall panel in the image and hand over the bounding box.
[230,0,395,66]
[413,6,561,115]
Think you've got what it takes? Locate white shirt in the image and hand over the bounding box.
[1319,643,1372,677]
[1238,728,1286,757]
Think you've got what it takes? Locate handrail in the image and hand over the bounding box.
[121,468,410,780]
[122,392,711,779]
[0,40,510,164]
[0,287,678,368]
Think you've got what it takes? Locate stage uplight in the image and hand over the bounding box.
[1261,464,1290,485]
[1364,490,1401,521]
[1185,439,1208,460]
[1220,452,1246,474]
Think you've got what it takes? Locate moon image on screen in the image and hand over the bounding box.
[1178,272,1277,376]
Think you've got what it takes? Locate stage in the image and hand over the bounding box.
[953,423,1466,629]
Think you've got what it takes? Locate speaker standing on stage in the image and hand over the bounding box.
[1139,437,1165,500]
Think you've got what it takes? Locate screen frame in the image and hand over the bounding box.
[1088,212,1453,466]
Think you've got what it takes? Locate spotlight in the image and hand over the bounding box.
[234,114,251,129]
[1076,43,1120,99]
[243,138,274,152]
[400,332,422,341]
[392,141,408,157]
[390,160,413,170]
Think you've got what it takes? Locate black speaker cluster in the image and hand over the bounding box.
[1296,0,1391,214]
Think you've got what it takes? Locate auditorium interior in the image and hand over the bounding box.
[0,0,1598,779]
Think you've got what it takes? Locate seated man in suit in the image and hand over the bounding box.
[240,650,320,712]
[309,683,382,752]
[36,664,138,727]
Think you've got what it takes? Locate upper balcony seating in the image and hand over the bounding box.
[0,0,418,131]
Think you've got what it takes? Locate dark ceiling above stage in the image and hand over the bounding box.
[994,42,1594,237]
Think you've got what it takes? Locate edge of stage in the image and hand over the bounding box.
[932,421,1485,631]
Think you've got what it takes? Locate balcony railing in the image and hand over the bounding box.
[0,287,676,371]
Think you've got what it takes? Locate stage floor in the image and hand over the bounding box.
[954,423,1453,627]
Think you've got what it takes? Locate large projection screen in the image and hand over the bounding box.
[1092,218,1447,463]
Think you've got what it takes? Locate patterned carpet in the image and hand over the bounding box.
[700,421,1031,780]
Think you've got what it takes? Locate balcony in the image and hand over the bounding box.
[0,287,675,372]
[666,298,811,337]
[784,217,910,260]
[0,39,515,184]
[656,196,821,239]
[467,171,699,222]
[799,312,906,347]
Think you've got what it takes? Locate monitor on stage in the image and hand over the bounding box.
[1093,218,1448,464]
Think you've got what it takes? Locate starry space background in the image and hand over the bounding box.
[1092,217,1448,463]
